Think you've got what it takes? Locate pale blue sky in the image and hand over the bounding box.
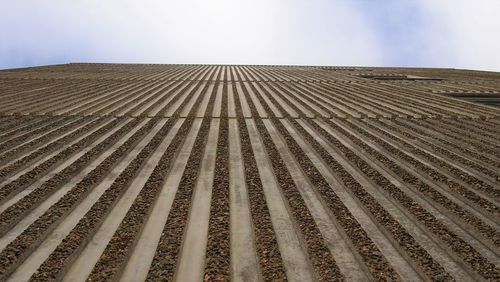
[1,0,500,70]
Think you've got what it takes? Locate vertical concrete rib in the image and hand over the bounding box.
[228,119,260,282]
[176,119,219,282]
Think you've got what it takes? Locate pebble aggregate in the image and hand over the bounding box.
[1,64,499,281]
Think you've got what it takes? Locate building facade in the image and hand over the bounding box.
[0,64,499,281]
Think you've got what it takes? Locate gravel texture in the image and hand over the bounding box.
[393,118,500,176]
[0,117,128,236]
[323,118,500,279]
[204,82,231,280]
[425,119,500,158]
[87,79,215,281]
[0,116,48,141]
[244,82,404,280]
[30,117,164,281]
[372,119,499,200]
[0,117,146,280]
[0,115,71,153]
[358,120,500,218]
[0,116,90,165]
[239,82,344,280]
[0,117,118,204]
[1,64,500,281]
[232,82,288,281]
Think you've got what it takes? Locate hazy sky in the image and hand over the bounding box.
[1,0,500,71]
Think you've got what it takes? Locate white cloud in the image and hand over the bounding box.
[414,0,500,71]
[3,0,498,71]
[0,0,383,68]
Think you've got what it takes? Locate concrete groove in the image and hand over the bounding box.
[0,64,499,281]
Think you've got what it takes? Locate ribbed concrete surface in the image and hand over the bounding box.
[0,64,499,281]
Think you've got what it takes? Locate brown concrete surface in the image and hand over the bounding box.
[0,64,499,281]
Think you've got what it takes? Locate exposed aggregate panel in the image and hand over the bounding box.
[0,64,499,281]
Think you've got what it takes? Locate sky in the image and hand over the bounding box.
[1,0,500,71]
